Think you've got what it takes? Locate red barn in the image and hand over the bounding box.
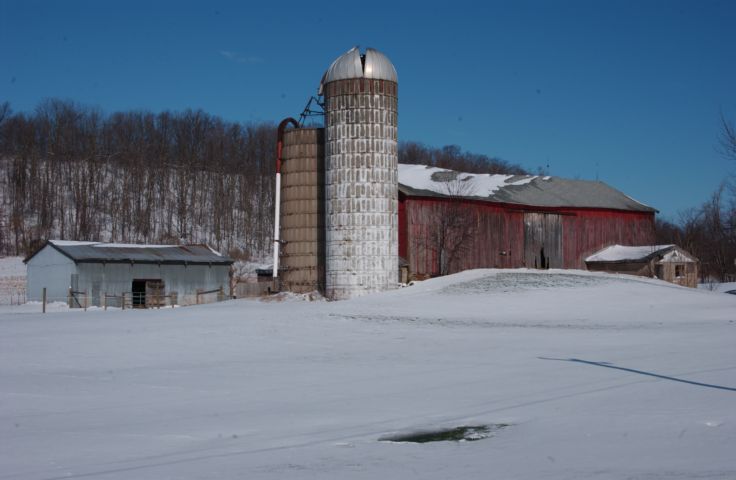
[398,164,656,278]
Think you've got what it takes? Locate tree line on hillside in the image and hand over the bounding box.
[0,99,276,257]
[0,99,527,258]
[655,116,736,282]
[399,141,528,175]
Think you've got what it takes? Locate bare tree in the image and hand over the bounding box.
[399,140,528,175]
[0,102,10,125]
[420,173,478,276]
[720,113,736,162]
[0,100,278,257]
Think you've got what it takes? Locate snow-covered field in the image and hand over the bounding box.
[700,281,736,294]
[1,269,735,479]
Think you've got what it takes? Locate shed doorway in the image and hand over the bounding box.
[132,279,164,308]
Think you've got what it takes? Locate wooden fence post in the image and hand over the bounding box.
[42,288,46,314]
[122,292,126,310]
[68,288,72,308]
[84,291,88,311]
[196,289,201,305]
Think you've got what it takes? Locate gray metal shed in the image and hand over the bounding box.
[24,241,233,307]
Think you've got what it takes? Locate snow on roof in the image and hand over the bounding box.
[29,241,232,265]
[585,245,675,263]
[398,164,537,198]
[97,243,179,249]
[398,164,656,212]
[48,240,99,247]
[50,240,180,249]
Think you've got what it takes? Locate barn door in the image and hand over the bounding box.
[523,213,563,269]
[132,279,164,308]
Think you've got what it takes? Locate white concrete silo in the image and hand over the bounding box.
[321,46,398,299]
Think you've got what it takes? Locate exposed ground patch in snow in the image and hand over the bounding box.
[1,269,734,479]
[379,424,506,443]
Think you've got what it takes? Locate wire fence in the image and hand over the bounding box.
[0,286,229,314]
[2,289,26,306]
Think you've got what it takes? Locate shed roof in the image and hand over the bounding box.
[585,244,684,263]
[397,164,656,213]
[25,240,233,266]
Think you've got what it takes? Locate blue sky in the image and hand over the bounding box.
[2,0,735,220]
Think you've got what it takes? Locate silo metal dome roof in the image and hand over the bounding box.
[321,46,398,86]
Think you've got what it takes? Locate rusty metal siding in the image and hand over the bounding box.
[523,213,563,269]
[280,128,325,293]
[324,77,398,299]
[402,196,656,277]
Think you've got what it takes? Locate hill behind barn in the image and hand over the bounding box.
[0,100,526,258]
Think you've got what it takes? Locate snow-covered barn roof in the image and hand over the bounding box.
[25,240,233,266]
[398,164,656,213]
[585,244,697,263]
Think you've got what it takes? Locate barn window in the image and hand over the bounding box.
[675,265,684,278]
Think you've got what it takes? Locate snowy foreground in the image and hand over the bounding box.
[1,270,735,480]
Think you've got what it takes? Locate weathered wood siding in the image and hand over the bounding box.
[657,262,698,288]
[523,213,563,269]
[561,210,655,269]
[401,195,656,277]
[586,261,652,276]
[587,257,698,288]
[403,197,524,277]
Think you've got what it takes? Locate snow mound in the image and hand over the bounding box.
[440,271,620,295]
[260,290,325,302]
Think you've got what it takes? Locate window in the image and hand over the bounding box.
[675,265,684,278]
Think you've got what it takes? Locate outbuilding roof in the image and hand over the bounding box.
[585,244,695,263]
[397,164,656,213]
[25,240,233,266]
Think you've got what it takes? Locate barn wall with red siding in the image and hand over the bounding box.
[561,210,655,269]
[400,194,655,277]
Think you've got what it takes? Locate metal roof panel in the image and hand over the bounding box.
[40,241,233,265]
[397,164,656,213]
[322,46,398,85]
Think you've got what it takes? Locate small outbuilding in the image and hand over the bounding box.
[585,244,699,288]
[25,240,233,307]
